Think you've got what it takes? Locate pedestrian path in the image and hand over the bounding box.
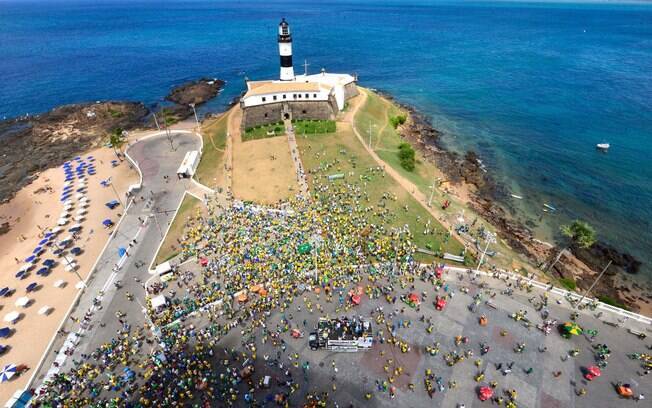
[285,120,309,197]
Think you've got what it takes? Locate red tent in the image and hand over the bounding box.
[584,365,601,381]
[435,265,444,279]
[351,294,361,305]
[478,386,493,401]
[408,293,420,305]
[200,257,208,267]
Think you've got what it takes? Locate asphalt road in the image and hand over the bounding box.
[32,131,201,388]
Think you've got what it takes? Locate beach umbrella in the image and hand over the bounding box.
[51,226,63,234]
[560,322,582,338]
[24,255,36,264]
[102,219,113,227]
[43,259,55,267]
[59,212,70,219]
[584,365,601,381]
[0,288,8,297]
[26,283,38,292]
[478,386,493,401]
[118,247,127,257]
[14,271,25,280]
[53,280,66,288]
[75,193,85,199]
[63,199,73,206]
[57,218,68,226]
[63,180,72,186]
[51,248,63,257]
[32,246,43,254]
[0,328,11,338]
[68,225,82,233]
[73,215,85,222]
[65,263,77,272]
[15,297,30,307]
[44,232,54,238]
[3,312,20,324]
[36,267,49,276]
[0,364,17,382]
[18,264,32,273]
[76,187,85,192]
[38,238,49,245]
[70,247,82,256]
[76,209,87,215]
[75,281,85,289]
[38,306,52,316]
[0,345,7,355]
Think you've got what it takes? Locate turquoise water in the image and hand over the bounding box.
[1,0,651,274]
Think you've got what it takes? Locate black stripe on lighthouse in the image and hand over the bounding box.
[280,55,292,68]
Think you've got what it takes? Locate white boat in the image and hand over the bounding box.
[511,194,523,200]
[543,203,557,212]
[596,143,610,151]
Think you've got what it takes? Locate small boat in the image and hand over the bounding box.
[596,143,609,151]
[543,203,557,212]
[511,194,523,200]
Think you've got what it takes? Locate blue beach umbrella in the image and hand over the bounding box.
[15,271,25,280]
[32,247,43,255]
[43,259,55,267]
[68,226,82,233]
[26,283,38,292]
[36,267,49,276]
[118,247,127,257]
[102,219,113,227]
[38,238,48,245]
[24,255,37,263]
[0,328,12,338]
[70,247,82,256]
[0,364,16,383]
[0,288,8,297]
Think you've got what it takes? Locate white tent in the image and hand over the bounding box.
[151,295,167,310]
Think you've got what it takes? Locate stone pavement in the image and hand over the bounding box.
[285,120,309,197]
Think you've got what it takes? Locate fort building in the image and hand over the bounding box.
[240,18,358,130]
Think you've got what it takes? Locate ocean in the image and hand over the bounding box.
[1,0,651,276]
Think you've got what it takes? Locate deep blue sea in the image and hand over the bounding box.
[1,0,651,275]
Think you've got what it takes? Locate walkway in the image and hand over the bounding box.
[284,119,309,197]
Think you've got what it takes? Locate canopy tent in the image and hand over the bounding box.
[0,363,17,383]
[3,312,20,323]
[151,295,167,310]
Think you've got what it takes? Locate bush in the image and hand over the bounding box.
[559,277,576,291]
[390,114,407,129]
[597,295,628,311]
[397,142,415,171]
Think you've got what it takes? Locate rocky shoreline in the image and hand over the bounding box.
[157,78,225,123]
[0,101,149,203]
[383,91,649,312]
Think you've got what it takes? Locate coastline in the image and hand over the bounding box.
[378,90,651,315]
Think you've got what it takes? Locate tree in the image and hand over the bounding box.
[162,109,176,151]
[397,142,415,171]
[109,128,125,160]
[546,220,596,274]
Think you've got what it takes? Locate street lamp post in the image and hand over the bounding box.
[476,231,496,271]
[189,103,199,127]
[575,260,612,308]
[152,113,161,131]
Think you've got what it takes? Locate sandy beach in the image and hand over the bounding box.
[0,146,137,401]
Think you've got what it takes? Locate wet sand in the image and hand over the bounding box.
[0,147,137,401]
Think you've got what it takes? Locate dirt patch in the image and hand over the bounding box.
[0,101,149,204]
[232,135,298,204]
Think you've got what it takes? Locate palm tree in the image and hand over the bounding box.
[546,220,597,273]
[109,127,125,160]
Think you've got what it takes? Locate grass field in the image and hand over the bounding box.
[296,122,465,263]
[195,111,229,189]
[243,122,285,141]
[292,119,336,135]
[155,193,203,265]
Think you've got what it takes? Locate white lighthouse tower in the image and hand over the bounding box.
[278,18,295,81]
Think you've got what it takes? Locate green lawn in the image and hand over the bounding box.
[243,122,285,141]
[296,123,466,264]
[195,112,228,187]
[292,119,336,135]
[155,194,203,265]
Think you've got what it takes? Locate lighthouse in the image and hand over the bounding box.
[278,18,295,81]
